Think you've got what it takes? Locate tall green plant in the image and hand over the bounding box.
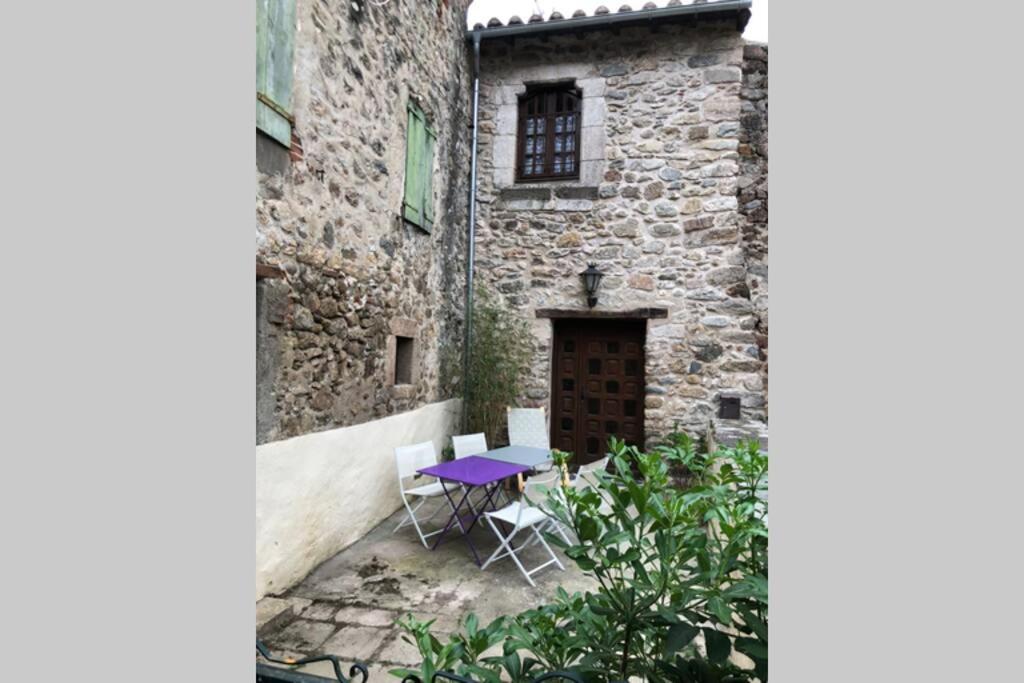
[394,434,768,683]
[465,285,532,445]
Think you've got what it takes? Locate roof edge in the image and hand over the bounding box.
[466,1,753,41]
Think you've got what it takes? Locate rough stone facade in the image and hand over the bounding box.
[473,20,769,447]
[256,0,472,444]
[738,42,768,422]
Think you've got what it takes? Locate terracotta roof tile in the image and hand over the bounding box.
[470,1,748,35]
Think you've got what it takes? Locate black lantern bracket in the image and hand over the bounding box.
[580,263,604,308]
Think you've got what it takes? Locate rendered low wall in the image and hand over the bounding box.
[256,398,461,600]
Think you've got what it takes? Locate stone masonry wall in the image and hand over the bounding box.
[738,42,768,424]
[256,0,472,443]
[473,20,768,448]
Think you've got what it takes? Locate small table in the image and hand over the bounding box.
[478,445,553,469]
[417,455,530,566]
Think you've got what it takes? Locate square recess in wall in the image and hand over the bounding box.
[719,396,741,420]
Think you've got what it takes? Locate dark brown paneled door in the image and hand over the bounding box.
[551,319,645,464]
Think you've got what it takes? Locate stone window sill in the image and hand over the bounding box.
[496,185,599,211]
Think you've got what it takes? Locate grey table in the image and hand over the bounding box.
[479,445,553,469]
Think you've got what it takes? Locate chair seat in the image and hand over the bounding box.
[405,481,447,498]
[486,500,549,528]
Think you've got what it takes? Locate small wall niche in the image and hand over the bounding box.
[395,336,414,385]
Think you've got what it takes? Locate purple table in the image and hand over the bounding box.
[417,455,530,566]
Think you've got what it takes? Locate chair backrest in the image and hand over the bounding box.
[574,456,610,491]
[452,433,488,459]
[522,468,564,509]
[507,407,549,450]
[395,441,438,487]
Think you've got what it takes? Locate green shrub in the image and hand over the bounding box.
[394,434,768,682]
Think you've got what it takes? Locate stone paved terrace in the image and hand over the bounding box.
[257,501,597,680]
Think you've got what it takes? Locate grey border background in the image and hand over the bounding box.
[1,1,1021,681]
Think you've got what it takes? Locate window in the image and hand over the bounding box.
[403,101,436,232]
[517,84,581,182]
[394,336,414,385]
[256,0,296,149]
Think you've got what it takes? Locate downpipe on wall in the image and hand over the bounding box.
[461,31,481,432]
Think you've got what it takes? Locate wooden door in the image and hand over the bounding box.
[550,319,645,464]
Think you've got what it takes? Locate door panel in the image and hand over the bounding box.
[550,319,646,465]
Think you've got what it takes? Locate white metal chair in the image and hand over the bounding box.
[451,432,498,507]
[571,455,613,516]
[393,441,459,548]
[480,468,566,586]
[507,407,550,449]
[507,407,554,472]
[452,432,488,459]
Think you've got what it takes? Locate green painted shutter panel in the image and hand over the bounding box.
[403,104,425,227]
[421,126,436,232]
[256,0,296,147]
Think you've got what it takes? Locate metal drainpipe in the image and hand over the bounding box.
[462,31,481,432]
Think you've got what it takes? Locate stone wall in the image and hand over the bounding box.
[256,0,473,444]
[473,20,768,447]
[739,42,768,423]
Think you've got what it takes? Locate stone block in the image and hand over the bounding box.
[492,135,517,169]
[704,67,742,84]
[334,606,401,628]
[495,104,518,134]
[582,98,607,128]
[321,624,390,662]
[703,98,742,122]
[578,77,607,97]
[581,126,606,161]
[270,620,338,652]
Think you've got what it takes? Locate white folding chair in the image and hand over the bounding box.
[452,433,488,459]
[507,407,550,449]
[480,468,566,587]
[393,441,459,548]
[507,407,554,472]
[451,433,496,508]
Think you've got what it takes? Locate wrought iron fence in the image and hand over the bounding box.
[257,639,584,683]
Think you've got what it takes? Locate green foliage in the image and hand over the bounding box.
[465,286,533,445]
[394,434,768,682]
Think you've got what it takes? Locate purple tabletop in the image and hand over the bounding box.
[418,455,529,487]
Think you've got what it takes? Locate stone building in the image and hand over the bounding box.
[255,0,767,600]
[470,2,768,455]
[255,0,474,599]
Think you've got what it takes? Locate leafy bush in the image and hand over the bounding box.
[464,285,533,445]
[393,434,768,683]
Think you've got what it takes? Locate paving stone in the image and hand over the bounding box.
[321,624,391,663]
[334,606,402,628]
[301,601,341,621]
[269,620,338,653]
[373,630,424,666]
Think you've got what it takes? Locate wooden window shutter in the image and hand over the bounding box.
[422,124,436,232]
[403,102,433,231]
[256,0,296,148]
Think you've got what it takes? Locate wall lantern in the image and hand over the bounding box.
[580,263,604,308]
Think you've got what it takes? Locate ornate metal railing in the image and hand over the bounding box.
[257,640,583,683]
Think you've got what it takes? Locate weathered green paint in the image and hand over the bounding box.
[422,120,436,231]
[256,0,295,147]
[403,102,436,233]
[403,103,425,228]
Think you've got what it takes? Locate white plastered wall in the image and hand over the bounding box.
[256,398,461,600]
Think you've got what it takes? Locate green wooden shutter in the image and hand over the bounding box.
[403,104,426,227]
[256,0,296,147]
[422,124,436,232]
